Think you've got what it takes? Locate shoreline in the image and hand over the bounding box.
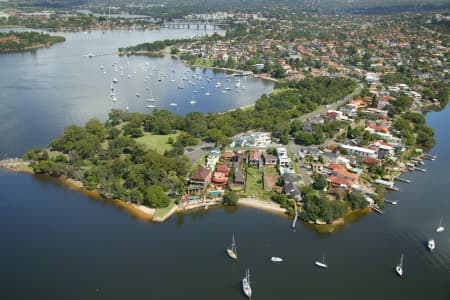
[239,197,287,216]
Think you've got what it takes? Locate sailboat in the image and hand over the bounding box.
[146,90,155,102]
[226,234,238,260]
[315,251,328,268]
[436,217,445,233]
[427,239,435,251]
[270,257,283,262]
[242,268,252,299]
[395,253,404,277]
[189,94,197,105]
[204,88,211,96]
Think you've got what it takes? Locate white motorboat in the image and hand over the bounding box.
[315,251,328,268]
[113,78,118,83]
[271,257,283,262]
[169,103,177,107]
[428,239,435,251]
[395,253,404,277]
[146,104,156,108]
[242,268,252,299]
[226,234,238,260]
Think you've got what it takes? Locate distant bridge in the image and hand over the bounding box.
[163,22,227,31]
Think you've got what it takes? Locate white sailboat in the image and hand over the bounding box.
[146,90,155,102]
[242,268,252,299]
[395,253,404,277]
[436,217,445,233]
[427,239,435,251]
[189,94,197,104]
[146,104,156,108]
[204,88,211,96]
[226,234,238,260]
[169,103,177,107]
[315,251,328,268]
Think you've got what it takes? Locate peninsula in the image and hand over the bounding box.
[0,31,65,53]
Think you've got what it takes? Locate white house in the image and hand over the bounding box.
[277,147,291,167]
[340,144,378,159]
[206,148,221,169]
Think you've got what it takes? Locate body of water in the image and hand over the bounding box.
[0,28,449,300]
[0,28,273,157]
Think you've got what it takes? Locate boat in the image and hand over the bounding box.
[112,96,117,103]
[271,257,283,262]
[226,234,238,260]
[315,251,328,268]
[135,93,140,98]
[189,94,197,104]
[146,90,155,102]
[169,103,177,107]
[204,88,211,96]
[436,217,445,233]
[215,82,221,88]
[395,253,404,277]
[428,239,435,251]
[146,104,156,108]
[113,78,118,83]
[242,268,252,299]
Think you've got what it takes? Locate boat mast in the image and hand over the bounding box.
[400,253,404,267]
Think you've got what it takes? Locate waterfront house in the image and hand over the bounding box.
[277,147,291,168]
[187,166,212,194]
[340,144,378,159]
[282,173,302,202]
[248,150,261,167]
[263,152,277,166]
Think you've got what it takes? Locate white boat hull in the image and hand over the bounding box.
[396,266,403,277]
[227,248,237,260]
[271,257,283,262]
[436,226,444,233]
[315,261,328,268]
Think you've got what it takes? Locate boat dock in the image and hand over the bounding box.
[395,177,411,183]
[415,167,427,172]
[422,154,437,160]
[384,199,398,205]
[292,210,298,229]
[371,206,385,214]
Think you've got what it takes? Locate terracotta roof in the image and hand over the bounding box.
[334,168,359,181]
[249,150,261,161]
[362,157,381,165]
[222,150,234,159]
[212,172,228,184]
[191,167,211,181]
[216,163,230,174]
[327,175,352,188]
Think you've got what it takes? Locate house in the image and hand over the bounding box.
[187,166,212,193]
[222,150,235,161]
[282,173,302,202]
[277,147,291,167]
[248,150,261,167]
[263,152,277,166]
[249,132,272,147]
[206,148,221,169]
[311,162,324,173]
[340,144,378,159]
[212,172,228,185]
[361,157,382,166]
[233,167,245,185]
[326,110,344,121]
[327,164,360,184]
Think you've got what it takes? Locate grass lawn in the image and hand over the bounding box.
[245,167,271,201]
[264,166,278,177]
[154,198,177,218]
[136,131,179,154]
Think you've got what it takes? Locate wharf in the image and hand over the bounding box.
[371,206,385,214]
[395,177,411,183]
[384,199,398,205]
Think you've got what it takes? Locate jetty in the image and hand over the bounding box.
[371,206,385,214]
[422,154,437,160]
[292,210,298,229]
[384,199,398,205]
[395,177,411,183]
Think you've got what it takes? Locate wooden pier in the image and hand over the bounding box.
[422,154,437,161]
[384,199,398,205]
[371,206,385,214]
[395,177,411,183]
[292,209,298,229]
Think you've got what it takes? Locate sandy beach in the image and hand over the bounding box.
[239,197,287,216]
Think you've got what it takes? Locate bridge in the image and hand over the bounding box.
[163,22,227,31]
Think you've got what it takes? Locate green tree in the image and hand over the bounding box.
[223,191,239,206]
[312,174,328,191]
[145,185,170,208]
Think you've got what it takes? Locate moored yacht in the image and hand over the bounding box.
[242,268,252,298]
[226,234,238,260]
[428,239,435,251]
[395,253,404,277]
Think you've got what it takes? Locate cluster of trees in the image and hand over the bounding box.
[291,120,348,146]
[120,38,191,53]
[23,117,190,209]
[0,31,65,52]
[393,111,435,150]
[299,185,368,223]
